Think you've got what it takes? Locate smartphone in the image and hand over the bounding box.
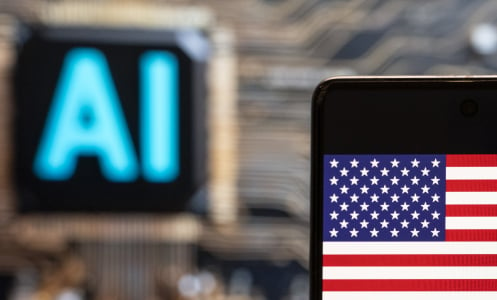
[310,76,497,300]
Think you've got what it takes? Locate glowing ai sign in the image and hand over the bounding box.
[14,26,208,212]
[34,48,179,183]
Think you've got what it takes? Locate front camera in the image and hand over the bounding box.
[460,99,479,117]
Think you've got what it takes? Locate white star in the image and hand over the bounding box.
[360,219,369,228]
[421,185,430,194]
[340,202,349,211]
[330,211,339,220]
[390,210,400,220]
[421,219,430,228]
[400,219,410,228]
[349,176,359,185]
[391,159,400,167]
[390,176,399,185]
[350,211,359,220]
[329,228,339,237]
[401,185,410,194]
[380,202,390,211]
[411,210,420,219]
[411,159,420,167]
[350,228,359,237]
[370,193,380,202]
[421,202,430,211]
[360,202,369,211]
[390,228,400,237]
[340,185,349,194]
[421,167,430,176]
[370,194,380,202]
[370,159,380,168]
[340,168,349,176]
[329,176,339,185]
[431,194,440,202]
[370,176,379,185]
[411,194,420,202]
[380,219,389,228]
[431,228,440,237]
[370,228,379,237]
[340,219,349,228]
[410,228,420,237]
[380,185,390,194]
[431,176,440,185]
[400,202,410,211]
[330,194,339,202]
[330,159,339,168]
[350,193,359,202]
[360,185,369,194]
[401,167,410,176]
[370,210,380,220]
[380,168,390,176]
[360,168,369,176]
[410,176,420,185]
[390,194,400,202]
[431,159,440,167]
[350,159,359,167]
[432,211,440,219]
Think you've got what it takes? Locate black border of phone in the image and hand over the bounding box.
[310,76,497,299]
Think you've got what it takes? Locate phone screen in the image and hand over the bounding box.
[322,154,496,299]
[312,78,497,300]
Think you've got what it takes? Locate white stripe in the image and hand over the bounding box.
[323,242,497,254]
[447,167,497,180]
[323,266,497,279]
[446,192,497,205]
[446,217,497,229]
[323,292,497,300]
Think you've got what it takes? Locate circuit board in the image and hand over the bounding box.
[2,0,497,299]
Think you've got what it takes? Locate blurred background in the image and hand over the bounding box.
[0,0,497,299]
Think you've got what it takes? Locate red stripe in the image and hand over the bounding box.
[322,279,497,291]
[446,180,497,191]
[447,154,497,167]
[446,205,497,216]
[322,254,497,266]
[446,230,497,241]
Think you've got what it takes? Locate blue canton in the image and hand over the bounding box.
[323,155,446,241]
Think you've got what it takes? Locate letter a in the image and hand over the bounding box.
[34,48,138,181]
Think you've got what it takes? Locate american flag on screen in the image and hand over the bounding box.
[323,154,497,300]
